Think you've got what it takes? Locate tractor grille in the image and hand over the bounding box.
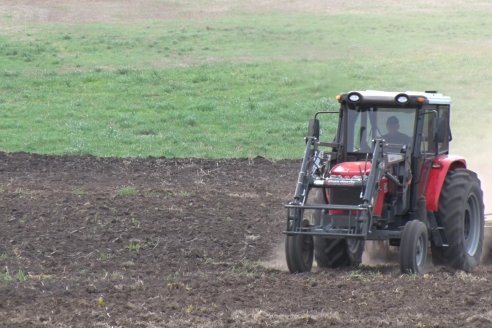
[329,187,361,206]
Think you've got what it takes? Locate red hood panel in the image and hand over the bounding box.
[330,161,372,177]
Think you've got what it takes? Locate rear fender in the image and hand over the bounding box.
[425,155,466,211]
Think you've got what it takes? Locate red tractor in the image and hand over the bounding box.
[285,90,484,274]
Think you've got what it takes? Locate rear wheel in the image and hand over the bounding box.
[436,169,484,271]
[312,190,364,268]
[399,220,428,274]
[314,238,364,268]
[430,241,447,266]
[285,220,314,273]
[346,239,364,266]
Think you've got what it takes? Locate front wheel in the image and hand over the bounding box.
[285,219,314,273]
[399,220,428,274]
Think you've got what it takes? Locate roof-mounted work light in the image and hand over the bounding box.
[347,92,362,103]
[395,93,409,104]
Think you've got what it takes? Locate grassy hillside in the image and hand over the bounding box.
[1,1,492,158]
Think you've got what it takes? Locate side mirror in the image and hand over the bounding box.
[434,118,451,143]
[307,119,320,139]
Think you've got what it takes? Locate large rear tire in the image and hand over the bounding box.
[436,169,484,271]
[311,190,364,268]
[285,220,314,273]
[399,220,428,274]
[314,238,364,268]
[346,239,365,266]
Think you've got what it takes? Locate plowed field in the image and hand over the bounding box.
[1,152,492,327]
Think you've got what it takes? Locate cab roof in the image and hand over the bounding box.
[351,90,451,105]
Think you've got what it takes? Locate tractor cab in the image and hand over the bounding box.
[327,90,451,160]
[285,90,484,275]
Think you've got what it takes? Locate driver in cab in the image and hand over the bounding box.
[382,116,411,145]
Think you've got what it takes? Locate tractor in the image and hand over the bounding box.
[284,90,484,274]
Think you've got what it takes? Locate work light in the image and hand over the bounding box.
[395,93,409,104]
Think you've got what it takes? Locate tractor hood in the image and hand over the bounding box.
[323,161,372,187]
[330,161,372,177]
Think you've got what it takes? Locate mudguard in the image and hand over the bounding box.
[425,155,466,211]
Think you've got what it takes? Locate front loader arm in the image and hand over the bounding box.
[293,137,315,204]
[287,137,316,233]
[361,139,385,207]
[292,137,325,205]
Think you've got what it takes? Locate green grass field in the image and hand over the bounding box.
[1,1,492,158]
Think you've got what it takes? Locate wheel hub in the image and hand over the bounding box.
[464,194,480,256]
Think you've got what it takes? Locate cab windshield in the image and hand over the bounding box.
[345,107,416,152]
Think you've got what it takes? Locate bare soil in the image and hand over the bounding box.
[0,152,492,327]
